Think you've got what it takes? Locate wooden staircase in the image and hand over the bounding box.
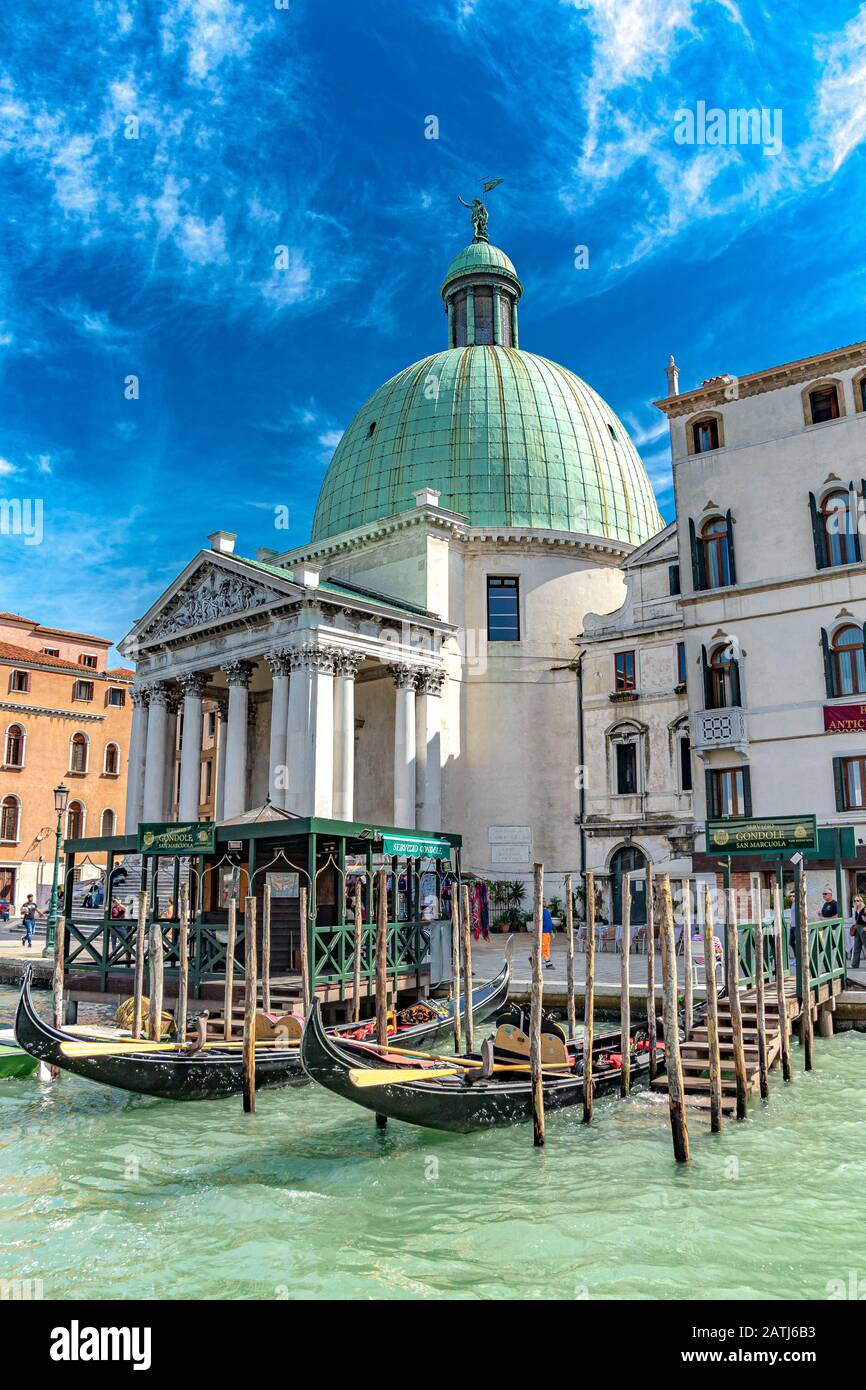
[651,982,801,1113]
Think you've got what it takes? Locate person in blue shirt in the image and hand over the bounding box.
[541,902,554,969]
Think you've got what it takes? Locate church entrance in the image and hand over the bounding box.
[611,845,647,926]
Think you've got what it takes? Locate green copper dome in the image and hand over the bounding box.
[311,346,662,544]
[311,226,662,546]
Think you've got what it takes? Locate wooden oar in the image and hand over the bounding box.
[349,1062,573,1088]
[60,1038,299,1058]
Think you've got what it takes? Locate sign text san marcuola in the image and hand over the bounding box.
[705,815,817,856]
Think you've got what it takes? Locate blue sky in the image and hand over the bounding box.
[1,0,865,657]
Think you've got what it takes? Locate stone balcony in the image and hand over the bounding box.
[691,705,748,754]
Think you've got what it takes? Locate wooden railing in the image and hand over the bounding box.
[734,917,846,998]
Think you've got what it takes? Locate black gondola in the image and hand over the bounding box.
[14,953,511,1102]
[301,998,665,1133]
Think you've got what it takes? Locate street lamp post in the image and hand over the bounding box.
[43,783,69,959]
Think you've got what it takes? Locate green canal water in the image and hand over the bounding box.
[0,984,864,1301]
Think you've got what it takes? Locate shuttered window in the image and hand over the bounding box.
[706,766,751,819]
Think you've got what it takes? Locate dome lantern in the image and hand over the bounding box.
[441,181,522,348]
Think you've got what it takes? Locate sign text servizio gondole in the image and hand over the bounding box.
[138,822,216,855]
[380,834,452,859]
[705,814,817,857]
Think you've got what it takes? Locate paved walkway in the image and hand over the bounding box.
[472,933,694,992]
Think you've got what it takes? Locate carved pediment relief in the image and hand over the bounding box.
[140,564,288,643]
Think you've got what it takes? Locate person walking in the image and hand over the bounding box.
[820,886,838,918]
[850,894,866,969]
[19,895,44,948]
[541,900,555,970]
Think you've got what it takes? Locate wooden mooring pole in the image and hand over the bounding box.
[49,907,66,1080]
[375,869,389,1130]
[660,874,689,1162]
[450,886,461,1052]
[262,879,272,1015]
[565,872,576,1042]
[177,882,189,1045]
[703,885,723,1133]
[726,886,749,1120]
[646,862,658,1081]
[242,896,257,1114]
[133,890,147,1041]
[352,880,363,1024]
[530,862,545,1147]
[620,872,631,1098]
[147,914,164,1043]
[462,883,474,1055]
[583,869,595,1124]
[224,897,237,1040]
[682,878,693,1037]
[773,883,792,1082]
[299,885,311,1016]
[798,873,814,1072]
[754,913,769,1100]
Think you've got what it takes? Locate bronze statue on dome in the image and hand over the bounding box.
[458,178,503,242]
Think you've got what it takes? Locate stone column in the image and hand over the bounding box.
[287,646,337,817]
[333,652,361,821]
[221,660,255,820]
[178,672,210,821]
[163,688,181,820]
[214,697,228,822]
[265,650,291,809]
[415,670,445,832]
[141,683,169,823]
[125,686,149,832]
[391,664,418,829]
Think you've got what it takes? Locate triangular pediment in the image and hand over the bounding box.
[127,554,299,649]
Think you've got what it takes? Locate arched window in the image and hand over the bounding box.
[66,801,84,839]
[807,382,841,424]
[610,845,647,927]
[832,625,866,695]
[709,642,740,709]
[4,724,25,768]
[701,517,733,588]
[690,415,721,454]
[70,732,88,774]
[100,808,116,836]
[103,742,119,776]
[0,795,20,841]
[821,489,859,567]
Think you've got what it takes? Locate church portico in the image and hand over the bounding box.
[120,540,452,834]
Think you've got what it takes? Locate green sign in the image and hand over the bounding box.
[138,822,216,855]
[760,825,856,863]
[705,814,817,857]
[381,833,452,859]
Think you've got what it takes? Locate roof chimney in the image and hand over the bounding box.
[665,355,680,396]
[297,566,320,589]
[414,487,442,509]
[208,530,237,555]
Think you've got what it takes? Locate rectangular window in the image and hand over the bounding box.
[474,290,493,345]
[453,293,467,348]
[614,650,636,691]
[202,759,213,802]
[676,642,687,686]
[616,742,637,795]
[106,687,126,707]
[487,576,520,641]
[809,387,839,424]
[693,418,720,453]
[9,670,29,693]
[207,710,217,739]
[668,563,680,595]
[42,647,60,657]
[680,736,693,792]
[840,756,866,810]
[709,767,747,818]
[73,679,94,702]
[78,654,97,668]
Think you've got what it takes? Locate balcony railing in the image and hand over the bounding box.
[691,705,747,752]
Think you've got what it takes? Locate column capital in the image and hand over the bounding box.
[221,659,256,689]
[131,685,150,708]
[333,650,363,679]
[142,680,171,708]
[178,670,211,699]
[389,662,421,691]
[264,649,293,679]
[290,643,338,675]
[164,685,183,716]
[416,668,446,697]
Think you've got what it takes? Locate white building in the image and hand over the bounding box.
[119,219,662,899]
